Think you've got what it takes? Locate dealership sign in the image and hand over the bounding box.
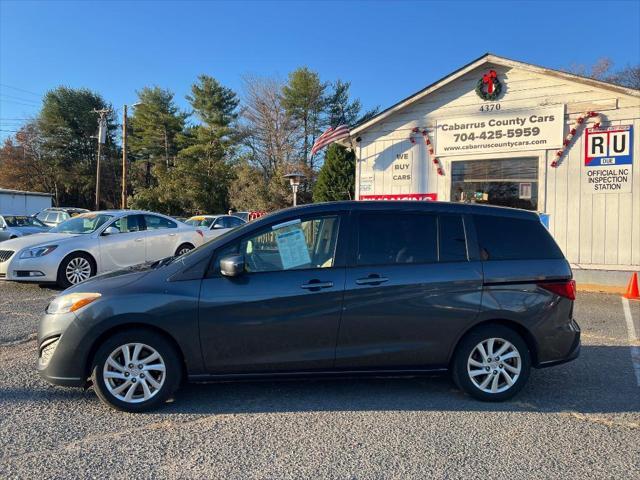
[583,125,633,194]
[435,105,565,156]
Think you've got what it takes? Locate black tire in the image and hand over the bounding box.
[56,252,96,289]
[175,243,194,256]
[452,325,531,402]
[91,328,182,412]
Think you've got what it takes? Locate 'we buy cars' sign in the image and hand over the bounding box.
[583,125,633,194]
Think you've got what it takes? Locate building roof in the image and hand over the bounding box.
[348,53,640,138]
[0,188,53,198]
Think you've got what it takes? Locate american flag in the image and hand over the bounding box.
[311,124,350,156]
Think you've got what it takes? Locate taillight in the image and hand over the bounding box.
[538,280,576,300]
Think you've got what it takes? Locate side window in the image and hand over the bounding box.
[36,212,47,222]
[438,215,468,262]
[238,216,340,273]
[357,213,438,266]
[112,214,145,233]
[216,217,230,229]
[144,215,177,230]
[474,215,564,261]
[229,217,245,227]
[46,212,57,223]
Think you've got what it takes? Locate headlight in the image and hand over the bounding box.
[47,292,101,314]
[19,245,57,259]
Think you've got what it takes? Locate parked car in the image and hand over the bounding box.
[184,214,246,241]
[0,214,49,241]
[35,207,90,227]
[36,201,579,412]
[0,210,204,288]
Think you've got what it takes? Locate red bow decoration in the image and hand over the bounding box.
[482,70,498,94]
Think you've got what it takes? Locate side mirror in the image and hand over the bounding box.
[103,226,120,236]
[220,254,245,277]
[212,223,225,229]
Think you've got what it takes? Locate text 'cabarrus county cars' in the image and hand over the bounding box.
[0,210,205,288]
[37,201,580,412]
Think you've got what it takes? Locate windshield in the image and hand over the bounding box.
[50,213,113,234]
[185,216,216,227]
[3,216,47,228]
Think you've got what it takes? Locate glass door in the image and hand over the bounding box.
[450,157,539,211]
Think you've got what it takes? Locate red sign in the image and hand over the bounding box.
[359,193,438,201]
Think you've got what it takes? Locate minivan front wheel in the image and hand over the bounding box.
[91,329,182,412]
[453,325,531,401]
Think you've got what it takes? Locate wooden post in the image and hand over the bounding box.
[122,104,127,209]
[95,140,101,210]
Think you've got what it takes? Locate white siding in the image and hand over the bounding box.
[355,62,640,269]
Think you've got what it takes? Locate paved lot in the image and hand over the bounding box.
[0,282,638,479]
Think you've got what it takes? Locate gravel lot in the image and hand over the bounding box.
[0,282,639,479]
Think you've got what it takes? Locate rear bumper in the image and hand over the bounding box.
[536,319,581,368]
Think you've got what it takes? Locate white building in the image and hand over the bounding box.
[0,188,52,216]
[346,54,640,283]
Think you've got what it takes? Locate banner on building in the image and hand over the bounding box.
[359,193,437,201]
[583,125,633,194]
[435,105,565,156]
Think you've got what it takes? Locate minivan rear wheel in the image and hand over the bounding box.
[91,329,182,412]
[452,325,530,401]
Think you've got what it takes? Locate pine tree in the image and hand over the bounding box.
[313,144,355,202]
[281,67,327,169]
[129,87,187,188]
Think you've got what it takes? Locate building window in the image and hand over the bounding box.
[450,157,539,211]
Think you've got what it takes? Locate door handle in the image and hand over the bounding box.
[355,275,389,286]
[135,238,144,242]
[168,233,176,237]
[301,280,334,291]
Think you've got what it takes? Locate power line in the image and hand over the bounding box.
[0,99,40,107]
[0,94,39,105]
[0,83,42,97]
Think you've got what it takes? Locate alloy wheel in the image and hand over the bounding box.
[65,257,92,284]
[467,337,521,394]
[177,246,192,256]
[103,343,166,404]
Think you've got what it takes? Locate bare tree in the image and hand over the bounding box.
[240,75,299,176]
[565,57,640,89]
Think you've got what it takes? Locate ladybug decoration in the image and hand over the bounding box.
[475,69,502,101]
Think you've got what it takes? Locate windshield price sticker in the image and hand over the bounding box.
[272,220,311,270]
[435,105,565,156]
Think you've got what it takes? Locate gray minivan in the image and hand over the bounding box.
[37,201,579,412]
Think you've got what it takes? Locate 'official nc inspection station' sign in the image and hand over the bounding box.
[435,105,565,156]
[583,125,633,194]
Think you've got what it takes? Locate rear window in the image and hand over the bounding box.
[474,214,564,261]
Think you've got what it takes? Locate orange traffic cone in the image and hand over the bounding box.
[623,272,640,300]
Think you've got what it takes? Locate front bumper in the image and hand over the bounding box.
[0,253,60,282]
[37,310,89,387]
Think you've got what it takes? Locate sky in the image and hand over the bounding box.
[1,0,639,140]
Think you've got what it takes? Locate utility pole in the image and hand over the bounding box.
[121,104,127,209]
[93,108,111,211]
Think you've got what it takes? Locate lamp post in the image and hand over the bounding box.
[284,172,306,207]
[121,102,141,209]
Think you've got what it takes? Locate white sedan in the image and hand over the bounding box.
[0,210,205,288]
[184,214,246,242]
